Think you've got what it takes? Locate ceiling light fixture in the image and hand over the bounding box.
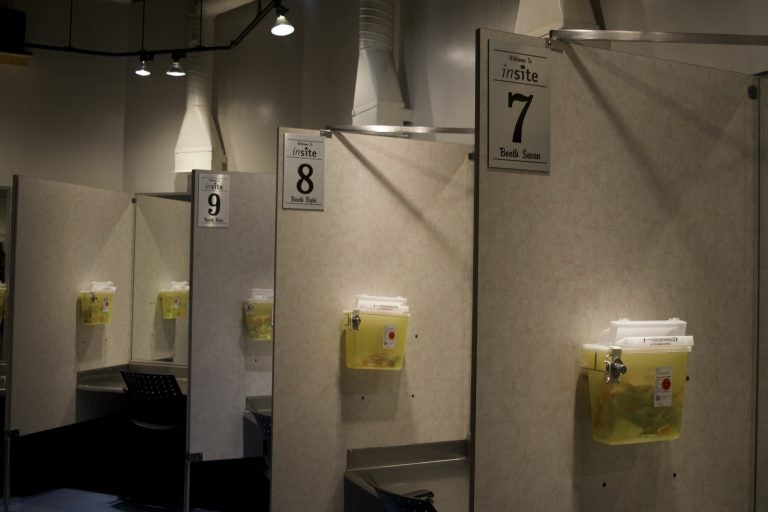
[135,59,150,76]
[133,0,151,77]
[166,51,186,77]
[271,2,294,37]
[135,51,152,76]
[22,0,296,64]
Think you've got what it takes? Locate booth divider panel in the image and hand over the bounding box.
[758,75,768,512]
[10,176,134,435]
[474,30,756,511]
[189,171,276,461]
[272,129,473,512]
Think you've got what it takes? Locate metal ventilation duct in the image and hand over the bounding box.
[175,0,255,173]
[514,0,598,36]
[352,0,411,126]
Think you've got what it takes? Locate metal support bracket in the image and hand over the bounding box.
[186,452,203,463]
[604,346,627,384]
[351,310,362,331]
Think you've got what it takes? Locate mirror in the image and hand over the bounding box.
[0,187,8,370]
[131,194,191,365]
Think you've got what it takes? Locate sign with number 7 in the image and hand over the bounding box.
[488,40,550,172]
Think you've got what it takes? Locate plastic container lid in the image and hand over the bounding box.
[584,335,693,354]
[250,288,274,300]
[83,281,116,293]
[355,294,409,314]
[598,318,686,344]
[586,318,693,353]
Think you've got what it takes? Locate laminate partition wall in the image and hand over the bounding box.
[189,171,276,461]
[474,31,756,510]
[272,129,473,512]
[8,176,134,435]
[757,75,768,511]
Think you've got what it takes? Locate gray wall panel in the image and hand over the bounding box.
[272,130,473,512]
[10,176,134,435]
[189,171,276,461]
[757,75,768,512]
[475,31,756,511]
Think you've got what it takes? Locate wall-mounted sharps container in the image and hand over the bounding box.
[244,288,274,341]
[0,281,6,322]
[581,318,694,445]
[159,281,189,320]
[343,295,409,370]
[79,281,116,325]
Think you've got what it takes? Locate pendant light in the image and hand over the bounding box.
[271,1,294,36]
[166,51,186,77]
[134,0,151,77]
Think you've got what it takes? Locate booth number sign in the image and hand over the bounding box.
[283,133,325,211]
[197,173,230,228]
[488,40,550,172]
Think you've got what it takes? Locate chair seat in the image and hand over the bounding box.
[363,474,438,512]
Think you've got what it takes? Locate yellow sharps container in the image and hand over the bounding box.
[343,295,409,370]
[581,319,694,445]
[0,282,6,321]
[159,281,190,320]
[244,288,274,341]
[79,281,117,325]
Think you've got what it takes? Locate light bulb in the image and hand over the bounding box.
[166,61,186,77]
[135,60,151,76]
[271,14,294,36]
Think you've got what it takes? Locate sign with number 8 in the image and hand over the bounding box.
[283,133,325,211]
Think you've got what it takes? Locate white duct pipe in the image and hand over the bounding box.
[514,0,598,36]
[175,0,255,173]
[352,0,411,126]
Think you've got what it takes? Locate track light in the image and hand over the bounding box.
[135,61,150,76]
[271,3,294,37]
[166,51,186,77]
[134,51,153,77]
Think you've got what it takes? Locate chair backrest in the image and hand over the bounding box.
[120,371,185,429]
[363,474,438,512]
[120,371,183,400]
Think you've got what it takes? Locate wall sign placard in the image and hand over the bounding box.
[488,39,550,172]
[283,133,325,211]
[197,173,230,227]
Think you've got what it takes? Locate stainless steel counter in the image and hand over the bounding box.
[345,439,470,512]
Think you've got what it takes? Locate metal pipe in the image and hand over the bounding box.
[22,0,277,59]
[327,124,474,135]
[550,29,768,46]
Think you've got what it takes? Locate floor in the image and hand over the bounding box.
[7,488,214,512]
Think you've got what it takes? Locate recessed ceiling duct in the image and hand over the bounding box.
[0,8,32,66]
[352,0,412,126]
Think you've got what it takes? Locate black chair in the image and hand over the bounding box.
[364,474,437,512]
[120,371,186,430]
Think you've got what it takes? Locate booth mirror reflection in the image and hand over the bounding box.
[0,188,8,378]
[131,194,191,365]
